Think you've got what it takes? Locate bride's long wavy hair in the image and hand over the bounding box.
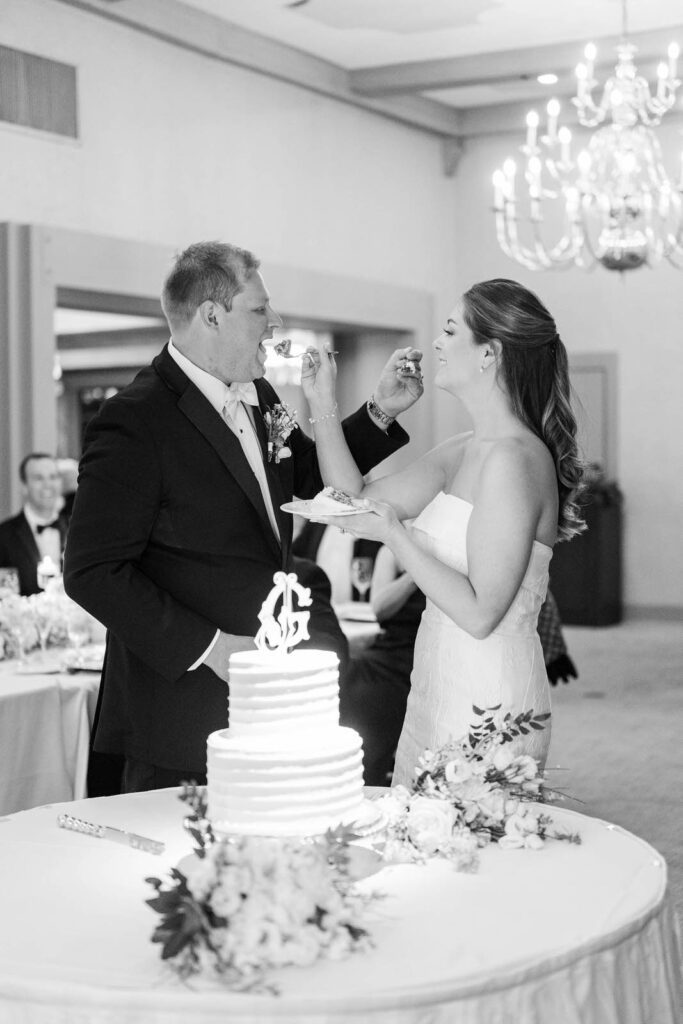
[462,278,585,541]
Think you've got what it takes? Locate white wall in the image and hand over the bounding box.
[449,129,683,611]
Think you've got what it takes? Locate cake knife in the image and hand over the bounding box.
[57,812,165,855]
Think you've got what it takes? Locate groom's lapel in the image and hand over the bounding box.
[155,351,281,560]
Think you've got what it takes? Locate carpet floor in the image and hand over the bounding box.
[548,619,683,935]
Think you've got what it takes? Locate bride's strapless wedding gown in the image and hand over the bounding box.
[392,492,553,786]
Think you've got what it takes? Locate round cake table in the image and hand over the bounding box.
[0,789,680,1024]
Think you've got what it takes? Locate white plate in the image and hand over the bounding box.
[281,499,372,519]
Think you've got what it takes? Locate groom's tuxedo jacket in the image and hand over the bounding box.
[64,346,408,773]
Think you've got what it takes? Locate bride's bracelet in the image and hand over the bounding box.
[308,404,338,425]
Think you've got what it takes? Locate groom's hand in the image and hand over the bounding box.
[204,631,255,683]
[372,347,424,419]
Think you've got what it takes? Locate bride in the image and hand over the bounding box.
[301,278,584,785]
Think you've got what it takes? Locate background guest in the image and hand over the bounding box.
[340,544,426,786]
[293,519,380,603]
[0,453,69,596]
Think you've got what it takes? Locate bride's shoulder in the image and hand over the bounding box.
[480,434,554,491]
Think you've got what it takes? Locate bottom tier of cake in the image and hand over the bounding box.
[207,726,365,836]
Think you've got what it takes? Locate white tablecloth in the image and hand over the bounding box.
[0,658,100,815]
[0,789,680,1023]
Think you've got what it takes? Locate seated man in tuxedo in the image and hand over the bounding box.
[64,239,423,793]
[0,452,69,595]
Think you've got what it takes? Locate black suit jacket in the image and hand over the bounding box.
[64,347,408,772]
[0,510,68,596]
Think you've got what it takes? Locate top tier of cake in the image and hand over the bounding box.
[228,649,339,738]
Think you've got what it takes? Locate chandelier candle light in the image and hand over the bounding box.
[493,1,683,271]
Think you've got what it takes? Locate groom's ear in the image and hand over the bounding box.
[199,300,220,330]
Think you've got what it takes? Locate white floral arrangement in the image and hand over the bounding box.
[0,580,95,661]
[146,786,376,993]
[378,705,580,870]
[264,403,297,464]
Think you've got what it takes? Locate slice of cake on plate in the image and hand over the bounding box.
[309,486,358,515]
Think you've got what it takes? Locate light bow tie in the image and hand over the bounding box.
[223,381,259,419]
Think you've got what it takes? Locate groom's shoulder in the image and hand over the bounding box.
[111,357,173,410]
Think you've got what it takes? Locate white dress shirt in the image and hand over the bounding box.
[167,339,281,668]
[23,504,62,569]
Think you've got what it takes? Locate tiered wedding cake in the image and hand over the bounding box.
[207,573,365,836]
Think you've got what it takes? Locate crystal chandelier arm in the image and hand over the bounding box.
[493,199,543,271]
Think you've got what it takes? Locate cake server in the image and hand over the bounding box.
[57,812,165,855]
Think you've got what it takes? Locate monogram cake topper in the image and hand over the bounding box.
[254,571,312,654]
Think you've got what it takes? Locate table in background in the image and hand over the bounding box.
[336,600,380,657]
[0,788,680,1024]
[0,655,100,816]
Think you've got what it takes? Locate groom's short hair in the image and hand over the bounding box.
[161,241,260,328]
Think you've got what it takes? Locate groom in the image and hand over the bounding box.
[64,240,423,792]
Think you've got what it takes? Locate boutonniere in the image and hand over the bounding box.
[264,402,297,464]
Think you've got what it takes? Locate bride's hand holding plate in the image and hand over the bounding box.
[312,496,399,543]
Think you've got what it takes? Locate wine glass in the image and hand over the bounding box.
[350,556,373,602]
[28,594,54,666]
[65,605,92,665]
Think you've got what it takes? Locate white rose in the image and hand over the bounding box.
[504,812,528,839]
[492,745,514,771]
[504,808,540,841]
[325,928,352,960]
[524,833,544,850]
[287,926,323,967]
[513,754,539,780]
[379,789,410,826]
[209,878,242,918]
[476,789,507,823]
[417,749,438,773]
[406,796,455,855]
[445,759,474,784]
[382,837,422,864]
[181,853,218,901]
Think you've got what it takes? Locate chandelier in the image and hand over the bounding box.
[493,1,683,271]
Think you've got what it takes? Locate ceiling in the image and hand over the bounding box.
[62,0,683,136]
[178,0,683,110]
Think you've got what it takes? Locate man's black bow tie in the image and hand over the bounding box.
[36,520,59,534]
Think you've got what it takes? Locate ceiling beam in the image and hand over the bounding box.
[52,0,462,137]
[349,26,683,96]
[457,96,683,137]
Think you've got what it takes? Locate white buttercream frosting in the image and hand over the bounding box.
[207,648,365,836]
